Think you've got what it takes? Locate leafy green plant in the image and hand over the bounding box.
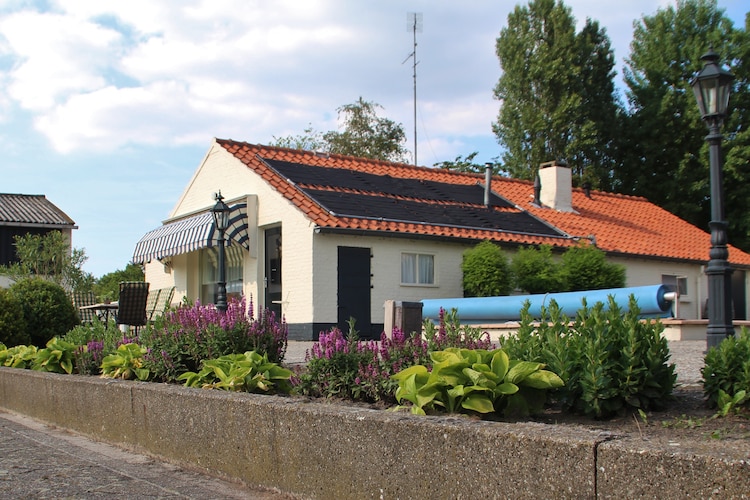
[32,337,76,374]
[100,343,149,381]
[715,389,748,418]
[702,328,750,409]
[558,242,626,292]
[422,308,493,352]
[511,244,564,294]
[9,278,79,347]
[0,288,29,347]
[0,344,38,369]
[140,297,287,382]
[461,240,513,297]
[178,351,292,393]
[502,295,676,418]
[391,347,563,416]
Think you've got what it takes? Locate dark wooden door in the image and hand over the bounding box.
[264,227,282,319]
[337,246,372,338]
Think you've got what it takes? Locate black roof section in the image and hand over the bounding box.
[262,158,563,237]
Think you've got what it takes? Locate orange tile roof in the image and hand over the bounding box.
[217,139,750,267]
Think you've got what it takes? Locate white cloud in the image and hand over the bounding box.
[0,10,121,110]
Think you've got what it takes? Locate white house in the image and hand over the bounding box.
[133,139,750,340]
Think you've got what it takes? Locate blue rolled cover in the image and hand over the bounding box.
[421,285,673,322]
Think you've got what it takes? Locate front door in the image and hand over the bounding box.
[264,227,282,319]
[337,246,372,338]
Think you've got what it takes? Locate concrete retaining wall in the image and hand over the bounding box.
[1,367,747,498]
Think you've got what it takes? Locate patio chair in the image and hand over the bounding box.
[70,290,97,324]
[116,281,150,334]
[145,288,162,322]
[150,286,175,323]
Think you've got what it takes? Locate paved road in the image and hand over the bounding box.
[0,411,294,499]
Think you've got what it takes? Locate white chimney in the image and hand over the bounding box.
[538,160,573,212]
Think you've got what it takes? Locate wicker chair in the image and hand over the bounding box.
[116,281,150,333]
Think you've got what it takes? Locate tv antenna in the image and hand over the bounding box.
[403,12,422,166]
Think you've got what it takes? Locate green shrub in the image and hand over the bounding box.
[296,313,494,403]
[559,242,625,292]
[501,295,676,418]
[392,347,563,416]
[178,351,293,394]
[0,344,38,369]
[62,321,135,375]
[0,288,30,346]
[32,337,76,374]
[702,328,750,409]
[139,297,287,383]
[10,278,79,346]
[461,240,513,297]
[511,244,564,294]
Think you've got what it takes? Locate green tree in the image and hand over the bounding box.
[272,98,408,162]
[271,124,326,151]
[511,244,564,293]
[94,263,145,302]
[434,152,500,174]
[323,97,408,162]
[0,231,94,291]
[619,0,750,249]
[493,0,620,186]
[461,240,513,297]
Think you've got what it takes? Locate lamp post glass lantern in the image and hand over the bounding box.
[212,191,231,312]
[690,47,735,349]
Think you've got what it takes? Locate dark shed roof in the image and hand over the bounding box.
[0,194,77,229]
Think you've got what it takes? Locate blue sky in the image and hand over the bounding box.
[1,0,747,278]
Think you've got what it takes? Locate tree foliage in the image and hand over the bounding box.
[93,263,145,302]
[10,278,79,347]
[620,0,750,250]
[493,0,620,187]
[271,97,408,163]
[461,241,513,297]
[559,242,626,292]
[434,152,501,175]
[0,231,94,292]
[511,244,564,294]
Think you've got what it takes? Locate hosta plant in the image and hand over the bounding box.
[100,343,149,381]
[0,344,38,369]
[391,347,563,416]
[32,337,76,374]
[178,351,292,393]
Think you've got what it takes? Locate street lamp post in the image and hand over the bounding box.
[211,191,231,312]
[690,47,735,349]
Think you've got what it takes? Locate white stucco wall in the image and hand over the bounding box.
[310,233,468,325]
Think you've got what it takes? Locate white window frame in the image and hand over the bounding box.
[401,252,436,286]
[661,274,689,298]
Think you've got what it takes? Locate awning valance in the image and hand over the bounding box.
[132,204,248,264]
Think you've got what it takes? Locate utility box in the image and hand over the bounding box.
[384,300,423,338]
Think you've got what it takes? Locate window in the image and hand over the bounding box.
[200,246,244,305]
[662,274,688,296]
[401,253,434,285]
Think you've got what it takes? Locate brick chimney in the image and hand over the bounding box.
[538,160,573,212]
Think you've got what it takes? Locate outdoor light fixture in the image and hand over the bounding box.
[690,47,735,349]
[211,191,231,312]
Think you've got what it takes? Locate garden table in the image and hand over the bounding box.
[79,302,119,325]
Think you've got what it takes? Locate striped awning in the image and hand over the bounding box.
[132,204,249,264]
